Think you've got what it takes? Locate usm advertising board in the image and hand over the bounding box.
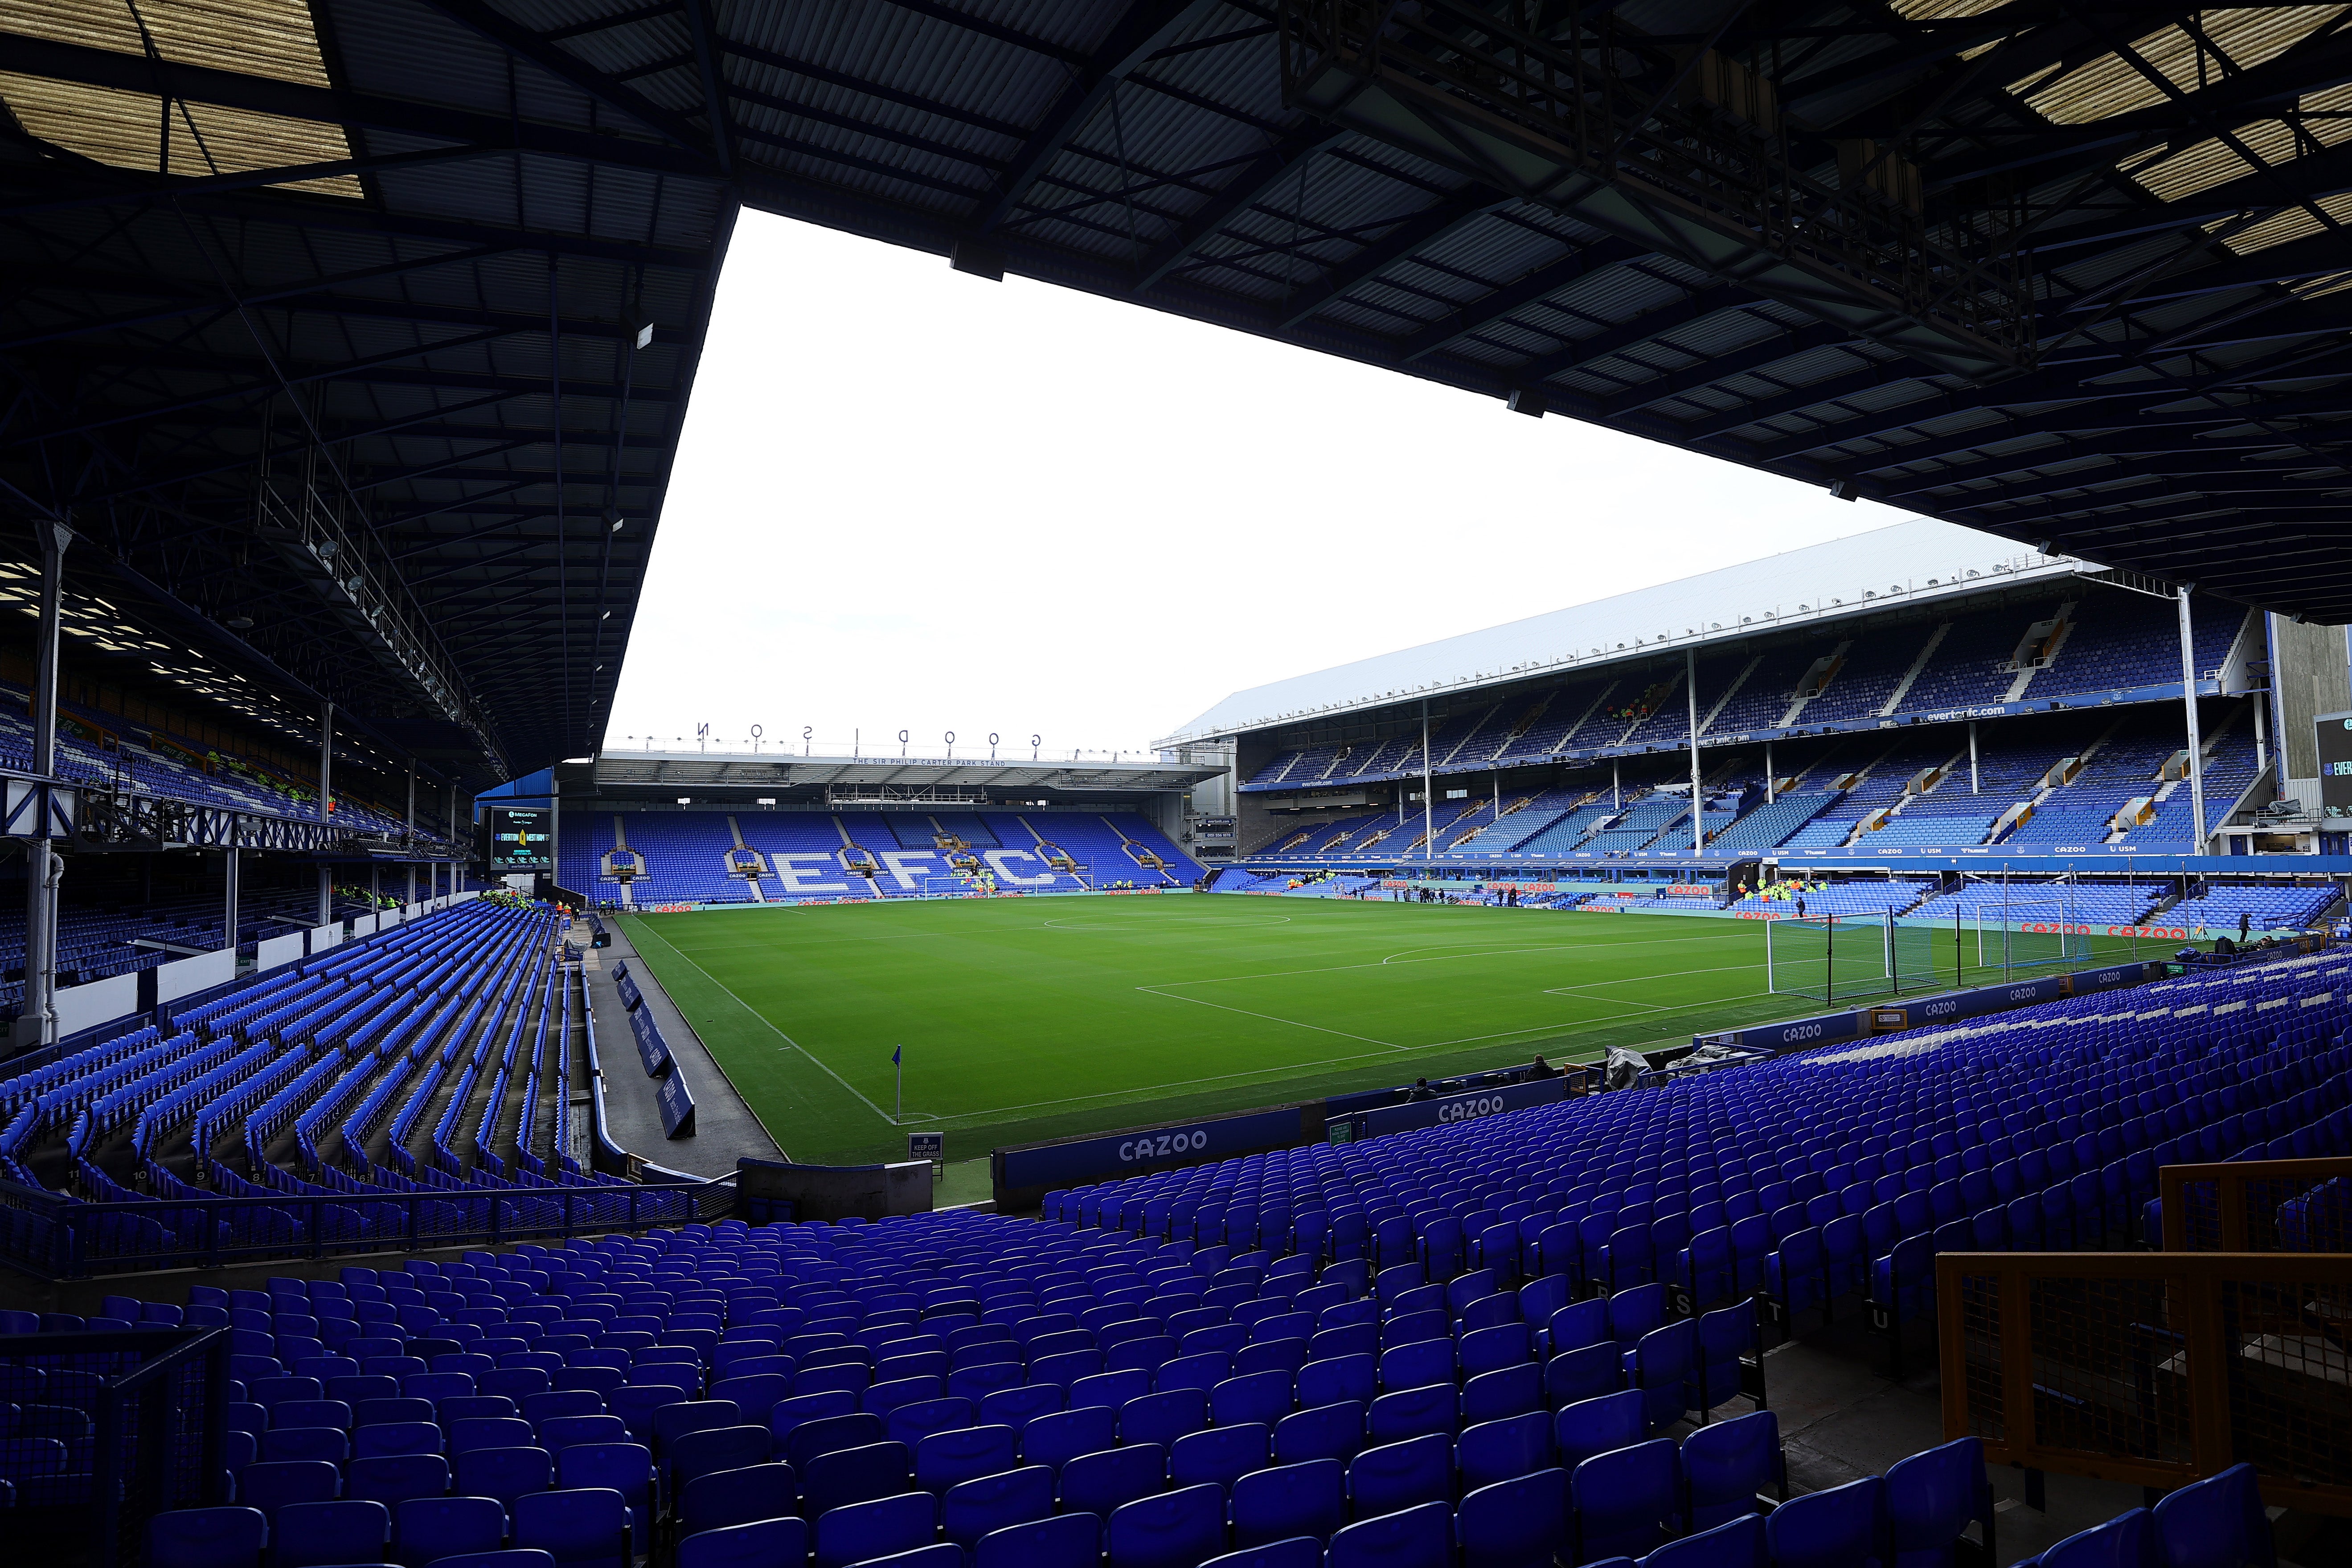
[628,1002,671,1077]
[1351,1075,1570,1138]
[994,1104,1318,1209]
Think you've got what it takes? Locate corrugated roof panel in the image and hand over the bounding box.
[0,74,362,197]
[2017,7,2347,124]
[11,0,334,86]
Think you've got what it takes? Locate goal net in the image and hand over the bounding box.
[1765,912,1943,1002]
[1913,886,2094,978]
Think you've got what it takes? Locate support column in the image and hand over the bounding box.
[318,866,331,925]
[448,782,460,897]
[2177,586,2208,850]
[1420,700,1433,870]
[405,761,416,909]
[223,846,240,960]
[318,702,333,824]
[1969,722,1980,794]
[2253,696,2268,776]
[23,516,72,1052]
[1686,649,1704,856]
[1765,742,1774,804]
[1612,759,1620,810]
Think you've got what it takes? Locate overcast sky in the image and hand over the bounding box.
[606,209,1928,761]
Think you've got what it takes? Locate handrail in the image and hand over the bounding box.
[1936,1249,2352,1513]
[2161,1156,2352,1252]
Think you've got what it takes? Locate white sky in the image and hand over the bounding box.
[606,209,1931,760]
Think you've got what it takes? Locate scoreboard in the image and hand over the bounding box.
[487,806,553,872]
[2321,710,2352,815]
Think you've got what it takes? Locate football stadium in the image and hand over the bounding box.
[5,3,2352,1568]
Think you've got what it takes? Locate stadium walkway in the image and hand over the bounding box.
[582,917,783,1177]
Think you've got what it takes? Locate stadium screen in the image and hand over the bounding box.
[2319,710,2352,814]
[488,806,553,872]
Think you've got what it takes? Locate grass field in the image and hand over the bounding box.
[616,893,2156,1168]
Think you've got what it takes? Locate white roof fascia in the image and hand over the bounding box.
[1156,519,2091,747]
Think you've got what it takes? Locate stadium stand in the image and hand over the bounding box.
[559,815,1202,906]
[83,940,2341,1568]
[0,902,647,1273]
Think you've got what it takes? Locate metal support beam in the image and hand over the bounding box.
[319,704,335,827]
[224,847,240,959]
[20,516,71,1052]
[974,0,1218,235]
[2178,586,2208,850]
[1687,648,1704,856]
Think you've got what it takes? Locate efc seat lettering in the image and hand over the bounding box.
[1119,1130,1211,1162]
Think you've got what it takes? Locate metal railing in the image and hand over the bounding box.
[1937,1250,2352,1514]
[0,1172,738,1279]
[0,1327,230,1568]
[2163,1157,2352,1253]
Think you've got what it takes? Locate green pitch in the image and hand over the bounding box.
[615,895,2151,1167]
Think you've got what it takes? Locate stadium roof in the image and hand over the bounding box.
[12,0,2352,793]
[369,0,2352,625]
[1161,516,2085,742]
[2,0,730,787]
[582,749,1224,794]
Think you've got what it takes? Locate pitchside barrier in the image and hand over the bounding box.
[993,1103,1322,1212]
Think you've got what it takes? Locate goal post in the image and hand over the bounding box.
[1765,912,1943,1003]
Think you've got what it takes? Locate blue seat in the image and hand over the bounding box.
[1458,1411,1552,1493]
[1061,1443,1166,1518]
[1170,1423,1270,1494]
[1157,1353,1235,1396]
[356,1422,443,1459]
[1024,1407,1119,1472]
[260,1428,349,1466]
[906,1421,1012,1499]
[1458,1468,1571,1568]
[801,1440,910,1520]
[1549,1300,1608,1356]
[677,1518,808,1568]
[2041,1507,2149,1568]
[1207,1534,1323,1568]
[1326,1499,1451,1568]
[395,1497,505,1568]
[1463,1363,1543,1425]
[1232,1458,1344,1548]
[454,1448,555,1504]
[784,1413,886,1472]
[537,1417,626,1456]
[1298,1354,1376,1411]
[679,1461,797,1539]
[2150,1462,2273,1568]
[1368,1384,1455,1445]
[1210,1371,1291,1430]
[813,1489,935,1568]
[1123,1390,1210,1449]
[235,1457,341,1523]
[1572,1439,1682,1561]
[971,1512,1099,1568]
[1885,1436,1990,1568]
[1630,1319,1696,1433]
[671,1426,771,1498]
[1274,1401,1365,1467]
[150,1506,268,1568]
[1107,1482,1225,1568]
[1545,1343,1621,1408]
[940,1465,1056,1551]
[513,1487,629,1568]
[1645,1512,1768,1568]
[1767,1475,1886,1568]
[1459,1323,1532,1380]
[346,1455,452,1510]
[978,1383,1064,1433]
[418,1552,553,1568]
[557,1445,655,1554]
[1378,1339,1451,1394]
[1346,1433,1450,1517]
[1074,1369,1155,1412]
[274,1499,390,1568]
[1556,1389,1646,1472]
[1688,1305,1758,1418]
[1684,1410,1783,1533]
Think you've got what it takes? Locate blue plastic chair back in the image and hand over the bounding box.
[1327,1499,1451,1568]
[678,1462,797,1537]
[1767,1474,1887,1568]
[941,1464,1057,1550]
[1644,1512,1767,1568]
[1347,1432,1450,1516]
[2150,1462,2274,1568]
[2043,1508,2151,1568]
[1059,1442,1166,1518]
[1106,1481,1224,1568]
[1458,1410,1552,1493]
[1458,1468,1570,1568]
[1571,1438,1682,1561]
[969,1511,1098,1568]
[676,1518,807,1568]
[1232,1457,1346,1548]
[149,1507,267,1568]
[1684,1409,1782,1533]
[813,1490,935,1568]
